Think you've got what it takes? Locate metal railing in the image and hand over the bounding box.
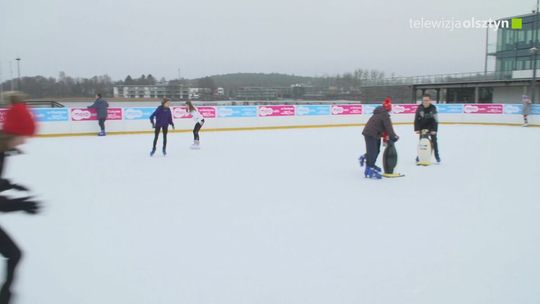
[361,71,514,87]
[26,100,65,108]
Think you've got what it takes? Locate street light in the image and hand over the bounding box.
[15,57,21,91]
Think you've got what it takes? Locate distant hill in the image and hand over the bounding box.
[196,73,322,88]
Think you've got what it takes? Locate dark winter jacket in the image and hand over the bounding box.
[88,98,109,119]
[0,134,39,215]
[0,138,23,193]
[150,106,174,128]
[0,135,13,192]
[414,104,438,132]
[362,106,398,140]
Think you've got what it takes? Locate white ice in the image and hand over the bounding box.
[2,125,539,304]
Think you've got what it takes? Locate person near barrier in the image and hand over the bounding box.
[522,95,532,127]
[87,93,109,136]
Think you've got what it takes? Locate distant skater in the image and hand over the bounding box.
[186,101,205,149]
[87,93,109,136]
[522,95,532,127]
[149,98,174,156]
[0,99,41,304]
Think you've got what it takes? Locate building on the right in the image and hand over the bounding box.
[487,12,540,102]
[493,13,537,74]
[362,13,539,104]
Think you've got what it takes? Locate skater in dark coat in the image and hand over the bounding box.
[522,95,532,127]
[87,93,109,136]
[362,99,399,179]
[149,98,174,156]
[0,101,41,304]
[414,94,440,163]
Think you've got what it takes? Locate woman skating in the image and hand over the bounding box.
[149,98,174,156]
[186,101,205,149]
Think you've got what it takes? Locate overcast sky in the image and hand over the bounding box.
[0,0,533,80]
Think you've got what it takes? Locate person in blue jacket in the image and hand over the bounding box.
[149,98,174,156]
[87,93,109,136]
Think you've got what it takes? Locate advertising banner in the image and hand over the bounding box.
[32,108,69,122]
[392,104,417,114]
[0,109,8,123]
[172,106,216,119]
[217,106,258,118]
[463,104,503,114]
[296,105,331,116]
[123,107,156,120]
[71,108,122,121]
[331,104,362,115]
[436,104,464,114]
[258,105,295,117]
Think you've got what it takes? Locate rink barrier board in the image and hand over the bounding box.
[0,104,538,137]
[33,121,539,138]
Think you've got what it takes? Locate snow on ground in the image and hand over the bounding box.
[2,125,539,304]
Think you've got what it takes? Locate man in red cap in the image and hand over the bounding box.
[0,98,41,303]
[359,98,399,179]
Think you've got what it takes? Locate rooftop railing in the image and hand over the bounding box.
[361,71,515,87]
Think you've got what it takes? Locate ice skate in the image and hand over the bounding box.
[162,147,167,156]
[358,154,366,167]
[364,166,382,179]
[150,148,156,157]
[190,140,201,150]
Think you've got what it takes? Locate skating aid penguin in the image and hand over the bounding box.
[416,129,432,166]
[381,99,404,178]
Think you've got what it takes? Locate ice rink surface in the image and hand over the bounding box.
[2,125,539,304]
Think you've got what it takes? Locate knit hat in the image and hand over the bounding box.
[2,103,37,136]
[383,97,392,112]
[1,91,27,106]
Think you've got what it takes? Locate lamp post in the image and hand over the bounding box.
[15,57,21,91]
[9,61,14,91]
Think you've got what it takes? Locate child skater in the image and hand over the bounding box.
[186,101,205,149]
[361,98,399,179]
[359,98,393,172]
[0,99,41,303]
[149,98,174,156]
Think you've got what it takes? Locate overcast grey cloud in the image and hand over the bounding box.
[0,0,532,80]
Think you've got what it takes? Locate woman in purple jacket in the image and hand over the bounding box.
[149,98,175,156]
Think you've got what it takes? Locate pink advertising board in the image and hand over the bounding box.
[391,104,418,114]
[71,108,123,121]
[331,104,363,115]
[463,104,503,114]
[172,106,216,119]
[0,109,8,123]
[258,105,295,117]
